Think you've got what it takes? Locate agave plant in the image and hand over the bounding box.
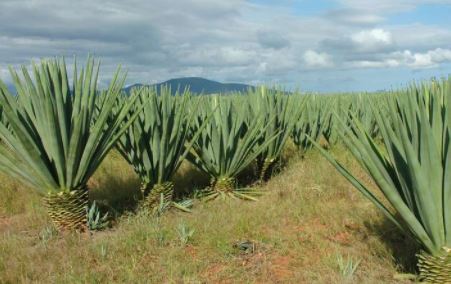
[314,78,450,282]
[347,94,383,139]
[0,57,141,231]
[321,96,342,147]
[86,201,110,231]
[187,95,278,200]
[250,87,303,180]
[0,104,5,124]
[292,95,329,154]
[117,87,205,213]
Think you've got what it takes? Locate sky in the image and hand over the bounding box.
[0,0,450,92]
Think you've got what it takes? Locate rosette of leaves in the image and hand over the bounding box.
[0,57,141,231]
[117,87,206,214]
[314,78,451,282]
[292,95,329,155]
[187,95,278,200]
[249,87,303,180]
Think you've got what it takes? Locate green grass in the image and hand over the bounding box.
[0,146,418,283]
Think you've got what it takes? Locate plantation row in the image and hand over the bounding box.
[0,57,449,282]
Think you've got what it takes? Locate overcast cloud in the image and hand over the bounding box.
[0,0,450,91]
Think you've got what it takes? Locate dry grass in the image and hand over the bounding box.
[0,147,418,283]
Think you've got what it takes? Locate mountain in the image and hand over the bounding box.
[124,77,254,95]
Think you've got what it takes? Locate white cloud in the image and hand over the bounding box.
[351,59,400,68]
[303,50,333,68]
[339,0,451,13]
[429,48,451,62]
[390,24,451,51]
[350,48,451,69]
[177,47,257,66]
[325,9,385,25]
[257,31,290,49]
[351,29,392,46]
[320,28,395,55]
[403,48,451,68]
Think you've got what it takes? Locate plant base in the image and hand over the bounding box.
[143,182,174,214]
[44,187,89,231]
[201,177,260,201]
[141,182,193,215]
[417,248,451,283]
[212,177,236,193]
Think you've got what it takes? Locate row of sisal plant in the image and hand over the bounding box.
[0,56,387,232]
[314,79,451,282]
[0,57,308,231]
[291,92,385,154]
[115,86,385,209]
[0,56,392,232]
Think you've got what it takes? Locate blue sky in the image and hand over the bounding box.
[388,3,451,25]
[0,0,450,92]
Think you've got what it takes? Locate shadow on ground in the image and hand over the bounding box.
[89,174,141,215]
[365,217,420,274]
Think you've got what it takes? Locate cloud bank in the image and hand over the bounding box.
[0,0,450,91]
